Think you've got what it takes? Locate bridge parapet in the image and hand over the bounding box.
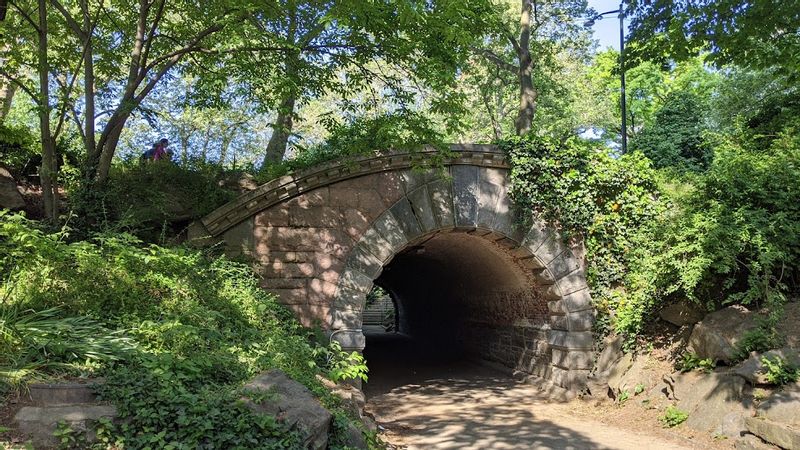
[197,144,506,239]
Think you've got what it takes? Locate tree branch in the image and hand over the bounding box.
[8,0,39,32]
[0,67,40,104]
[473,47,517,73]
[49,0,86,39]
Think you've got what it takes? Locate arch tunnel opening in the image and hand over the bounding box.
[362,231,553,397]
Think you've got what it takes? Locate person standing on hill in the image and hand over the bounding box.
[152,138,171,161]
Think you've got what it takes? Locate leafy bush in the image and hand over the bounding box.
[68,159,237,242]
[503,136,663,337]
[660,406,689,427]
[0,123,37,176]
[0,212,364,447]
[678,352,715,373]
[257,110,449,184]
[760,356,800,385]
[504,130,799,342]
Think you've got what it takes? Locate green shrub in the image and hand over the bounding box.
[503,129,799,343]
[660,406,689,427]
[502,136,664,339]
[761,356,800,385]
[0,123,37,175]
[256,110,449,184]
[68,159,237,242]
[0,212,365,447]
[678,352,715,373]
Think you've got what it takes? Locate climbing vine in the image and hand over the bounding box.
[502,131,800,342]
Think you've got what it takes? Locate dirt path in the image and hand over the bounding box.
[363,333,712,450]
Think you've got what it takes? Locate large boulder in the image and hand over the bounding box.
[673,370,748,435]
[659,301,705,327]
[756,382,800,427]
[0,166,24,210]
[242,369,332,450]
[745,383,800,449]
[609,354,653,398]
[734,348,800,385]
[688,305,758,364]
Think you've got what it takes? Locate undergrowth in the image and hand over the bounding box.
[0,212,369,448]
[503,130,799,345]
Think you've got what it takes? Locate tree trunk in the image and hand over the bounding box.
[81,1,96,157]
[263,93,295,166]
[514,0,537,135]
[96,114,129,182]
[0,79,15,122]
[37,0,57,220]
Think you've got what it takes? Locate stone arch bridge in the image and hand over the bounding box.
[190,145,595,391]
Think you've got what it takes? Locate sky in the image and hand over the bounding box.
[586,0,630,52]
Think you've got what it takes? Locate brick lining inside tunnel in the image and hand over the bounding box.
[375,232,554,379]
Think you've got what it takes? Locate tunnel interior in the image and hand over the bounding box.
[363,232,553,395]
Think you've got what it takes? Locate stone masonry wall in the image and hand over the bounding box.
[194,147,597,391]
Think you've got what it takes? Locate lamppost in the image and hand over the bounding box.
[585,2,627,154]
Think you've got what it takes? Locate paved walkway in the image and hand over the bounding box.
[363,333,701,450]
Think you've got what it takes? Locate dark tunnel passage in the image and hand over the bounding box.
[363,232,553,397]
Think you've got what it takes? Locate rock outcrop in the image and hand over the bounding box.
[242,369,333,450]
[0,166,24,210]
[688,305,758,364]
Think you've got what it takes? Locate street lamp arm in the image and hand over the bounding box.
[595,8,621,17]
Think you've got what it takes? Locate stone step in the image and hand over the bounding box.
[745,416,800,450]
[15,405,117,448]
[28,382,98,406]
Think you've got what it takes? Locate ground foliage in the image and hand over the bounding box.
[67,159,237,243]
[0,212,368,448]
[503,127,800,341]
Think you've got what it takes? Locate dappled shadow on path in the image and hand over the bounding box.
[363,333,599,449]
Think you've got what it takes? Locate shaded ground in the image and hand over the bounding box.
[364,333,717,450]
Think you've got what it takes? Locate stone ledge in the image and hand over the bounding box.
[201,145,507,237]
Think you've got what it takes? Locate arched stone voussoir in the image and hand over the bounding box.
[406,184,438,233]
[425,177,456,230]
[330,305,363,331]
[554,268,589,297]
[345,244,384,280]
[546,250,582,281]
[337,268,374,295]
[451,165,480,229]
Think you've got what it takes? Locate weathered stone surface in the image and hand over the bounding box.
[674,371,747,434]
[29,382,98,406]
[609,355,651,397]
[389,197,423,240]
[451,165,479,228]
[243,369,332,450]
[406,185,437,232]
[15,405,117,448]
[746,417,800,450]
[734,434,781,450]
[688,305,758,364]
[595,334,624,378]
[659,301,705,327]
[734,348,800,385]
[757,381,800,426]
[716,412,748,439]
[426,178,455,229]
[0,166,24,210]
[605,353,633,395]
